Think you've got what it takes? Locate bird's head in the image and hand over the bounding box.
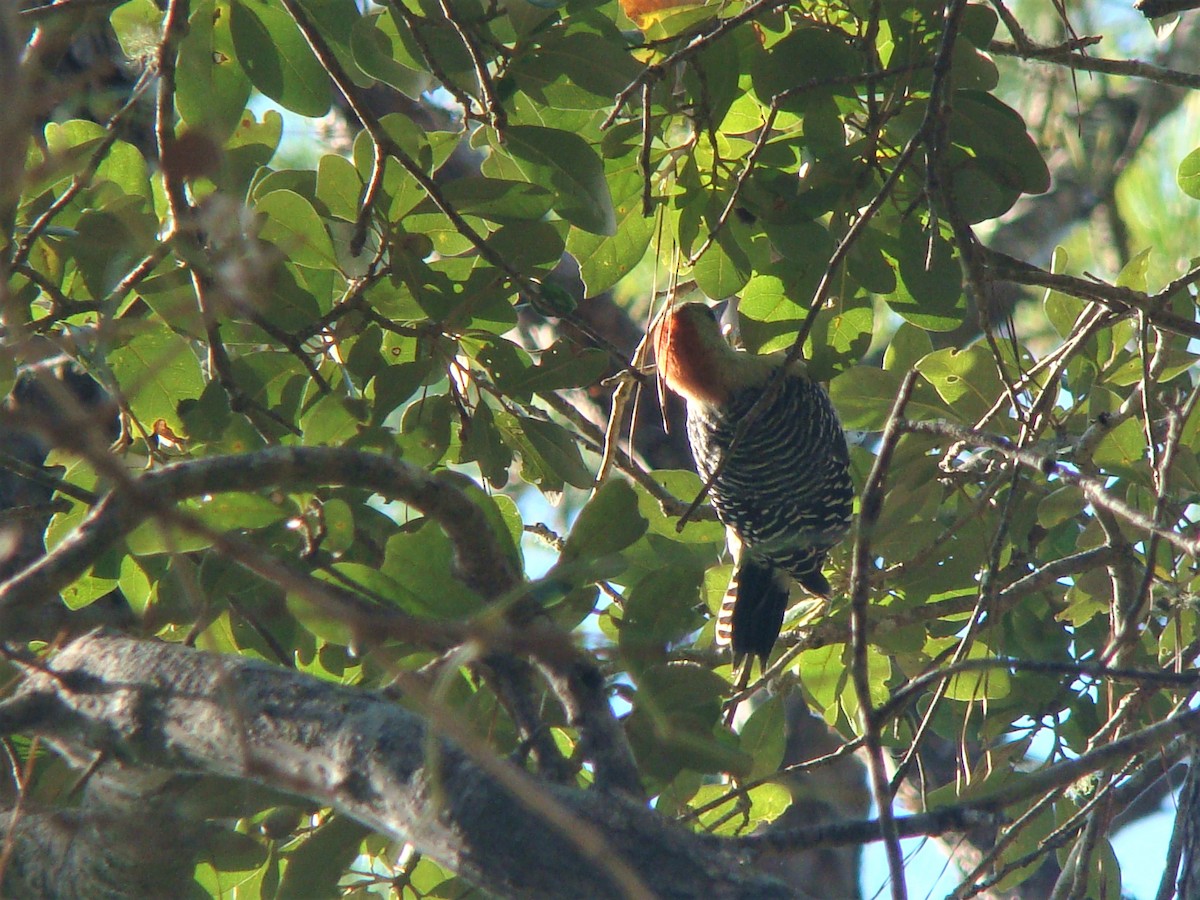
[650,302,731,408]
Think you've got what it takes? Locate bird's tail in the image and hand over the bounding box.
[716,557,792,668]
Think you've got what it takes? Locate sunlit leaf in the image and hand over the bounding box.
[178,1,252,140]
[230,0,331,116]
[489,125,616,236]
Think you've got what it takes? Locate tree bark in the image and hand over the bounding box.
[5,631,797,899]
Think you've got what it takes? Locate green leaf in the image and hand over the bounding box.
[396,394,452,466]
[126,518,214,555]
[460,400,513,488]
[634,662,725,727]
[629,470,725,548]
[382,525,485,619]
[687,36,740,133]
[505,340,608,393]
[118,555,158,616]
[299,393,365,446]
[530,280,579,317]
[491,125,616,235]
[61,564,121,610]
[350,11,431,99]
[66,208,156,298]
[915,346,1005,422]
[1115,246,1152,292]
[805,303,874,379]
[566,191,654,295]
[889,223,966,332]
[379,2,477,94]
[287,591,355,645]
[277,817,368,900]
[297,0,367,87]
[829,366,948,429]
[560,479,648,566]
[828,367,899,430]
[946,155,1022,224]
[462,335,533,397]
[693,228,752,298]
[439,177,555,224]
[740,694,786,780]
[1092,417,1147,474]
[637,4,719,42]
[512,32,642,111]
[220,108,283,195]
[1043,247,1085,339]
[738,272,803,353]
[1037,486,1084,529]
[320,498,356,554]
[256,190,338,269]
[847,226,897,294]
[230,0,331,117]
[188,492,288,529]
[945,646,1011,701]
[110,0,163,62]
[838,645,893,723]
[494,408,558,493]
[1179,146,1200,199]
[315,154,363,221]
[109,326,205,432]
[178,1,252,141]
[1109,346,1198,387]
[750,26,858,113]
[951,92,1050,197]
[959,2,999,47]
[620,566,704,660]
[485,220,565,272]
[950,36,999,92]
[627,663,748,779]
[520,415,594,489]
[744,783,792,826]
[456,480,524,575]
[883,322,933,372]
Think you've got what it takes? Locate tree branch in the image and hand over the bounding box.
[8,631,791,899]
[0,445,642,796]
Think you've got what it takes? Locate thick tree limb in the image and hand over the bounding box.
[0,446,515,613]
[7,631,792,900]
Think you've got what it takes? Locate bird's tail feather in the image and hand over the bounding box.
[717,558,791,667]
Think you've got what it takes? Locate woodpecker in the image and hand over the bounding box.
[652,302,854,668]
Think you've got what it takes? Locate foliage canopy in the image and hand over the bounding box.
[2,0,1200,897]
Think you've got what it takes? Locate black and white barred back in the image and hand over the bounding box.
[687,371,854,662]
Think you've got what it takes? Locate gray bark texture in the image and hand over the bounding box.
[2,631,795,899]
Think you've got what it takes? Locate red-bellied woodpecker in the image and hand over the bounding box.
[652,302,854,668]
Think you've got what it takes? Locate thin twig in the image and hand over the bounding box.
[601,0,792,130]
[990,39,1200,90]
[639,80,653,216]
[876,657,1200,726]
[985,249,1200,341]
[19,0,126,18]
[282,0,536,304]
[435,0,506,132]
[687,63,929,267]
[384,0,478,118]
[901,419,1200,556]
[351,141,385,258]
[1154,757,1199,900]
[11,68,154,268]
[848,370,916,900]
[731,806,1001,854]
